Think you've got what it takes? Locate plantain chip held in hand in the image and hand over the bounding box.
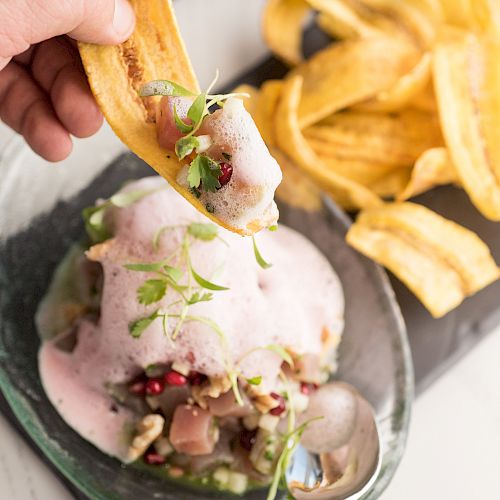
[79,0,284,236]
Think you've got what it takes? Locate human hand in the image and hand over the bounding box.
[0,0,135,161]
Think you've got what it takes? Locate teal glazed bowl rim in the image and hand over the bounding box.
[0,139,413,500]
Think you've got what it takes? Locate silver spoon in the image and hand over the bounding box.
[286,382,381,499]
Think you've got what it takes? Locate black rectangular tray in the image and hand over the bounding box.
[3,25,500,500]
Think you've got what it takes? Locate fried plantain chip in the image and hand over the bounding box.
[314,0,437,48]
[398,147,458,200]
[271,147,323,211]
[262,0,310,66]
[439,0,500,36]
[305,109,442,167]
[371,168,412,198]
[347,223,465,317]
[316,154,398,186]
[254,80,284,147]
[356,52,432,112]
[317,153,411,197]
[433,30,500,220]
[231,84,259,116]
[275,75,383,209]
[347,202,500,317]
[410,81,437,113]
[312,0,389,40]
[289,37,420,127]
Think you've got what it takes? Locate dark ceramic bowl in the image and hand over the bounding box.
[0,135,413,499]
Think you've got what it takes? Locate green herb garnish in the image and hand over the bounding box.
[175,135,199,159]
[137,279,167,305]
[140,73,249,198]
[246,375,263,386]
[187,222,218,241]
[266,372,323,500]
[252,236,272,269]
[129,310,160,338]
[191,266,229,291]
[187,155,222,192]
[125,223,242,405]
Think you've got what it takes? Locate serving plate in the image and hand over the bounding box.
[0,132,412,498]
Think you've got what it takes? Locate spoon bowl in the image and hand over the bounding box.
[287,382,381,500]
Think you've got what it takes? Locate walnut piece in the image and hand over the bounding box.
[127,414,165,462]
[191,376,232,409]
[246,385,279,414]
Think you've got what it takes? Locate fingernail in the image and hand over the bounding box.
[113,0,135,39]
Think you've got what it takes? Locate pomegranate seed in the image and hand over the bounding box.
[143,451,166,465]
[188,371,207,386]
[128,381,146,396]
[145,378,165,395]
[164,370,187,386]
[239,429,258,451]
[300,382,319,395]
[269,392,286,416]
[217,162,233,188]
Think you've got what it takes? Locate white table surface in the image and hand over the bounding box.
[1,1,500,498]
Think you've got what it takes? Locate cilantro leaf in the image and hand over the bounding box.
[252,236,272,269]
[187,222,218,241]
[268,225,278,232]
[129,310,159,338]
[187,291,213,305]
[191,267,229,291]
[139,80,195,97]
[187,155,222,192]
[124,258,170,272]
[246,375,262,386]
[175,136,199,159]
[137,279,167,305]
[173,104,193,134]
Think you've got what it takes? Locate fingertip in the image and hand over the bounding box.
[68,0,135,45]
[51,65,104,138]
[23,101,73,162]
[112,0,136,43]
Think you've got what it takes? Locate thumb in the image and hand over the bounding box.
[68,0,136,44]
[0,0,135,59]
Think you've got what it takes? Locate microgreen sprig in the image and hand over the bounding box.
[266,372,324,500]
[140,72,249,197]
[253,236,273,269]
[124,221,243,404]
